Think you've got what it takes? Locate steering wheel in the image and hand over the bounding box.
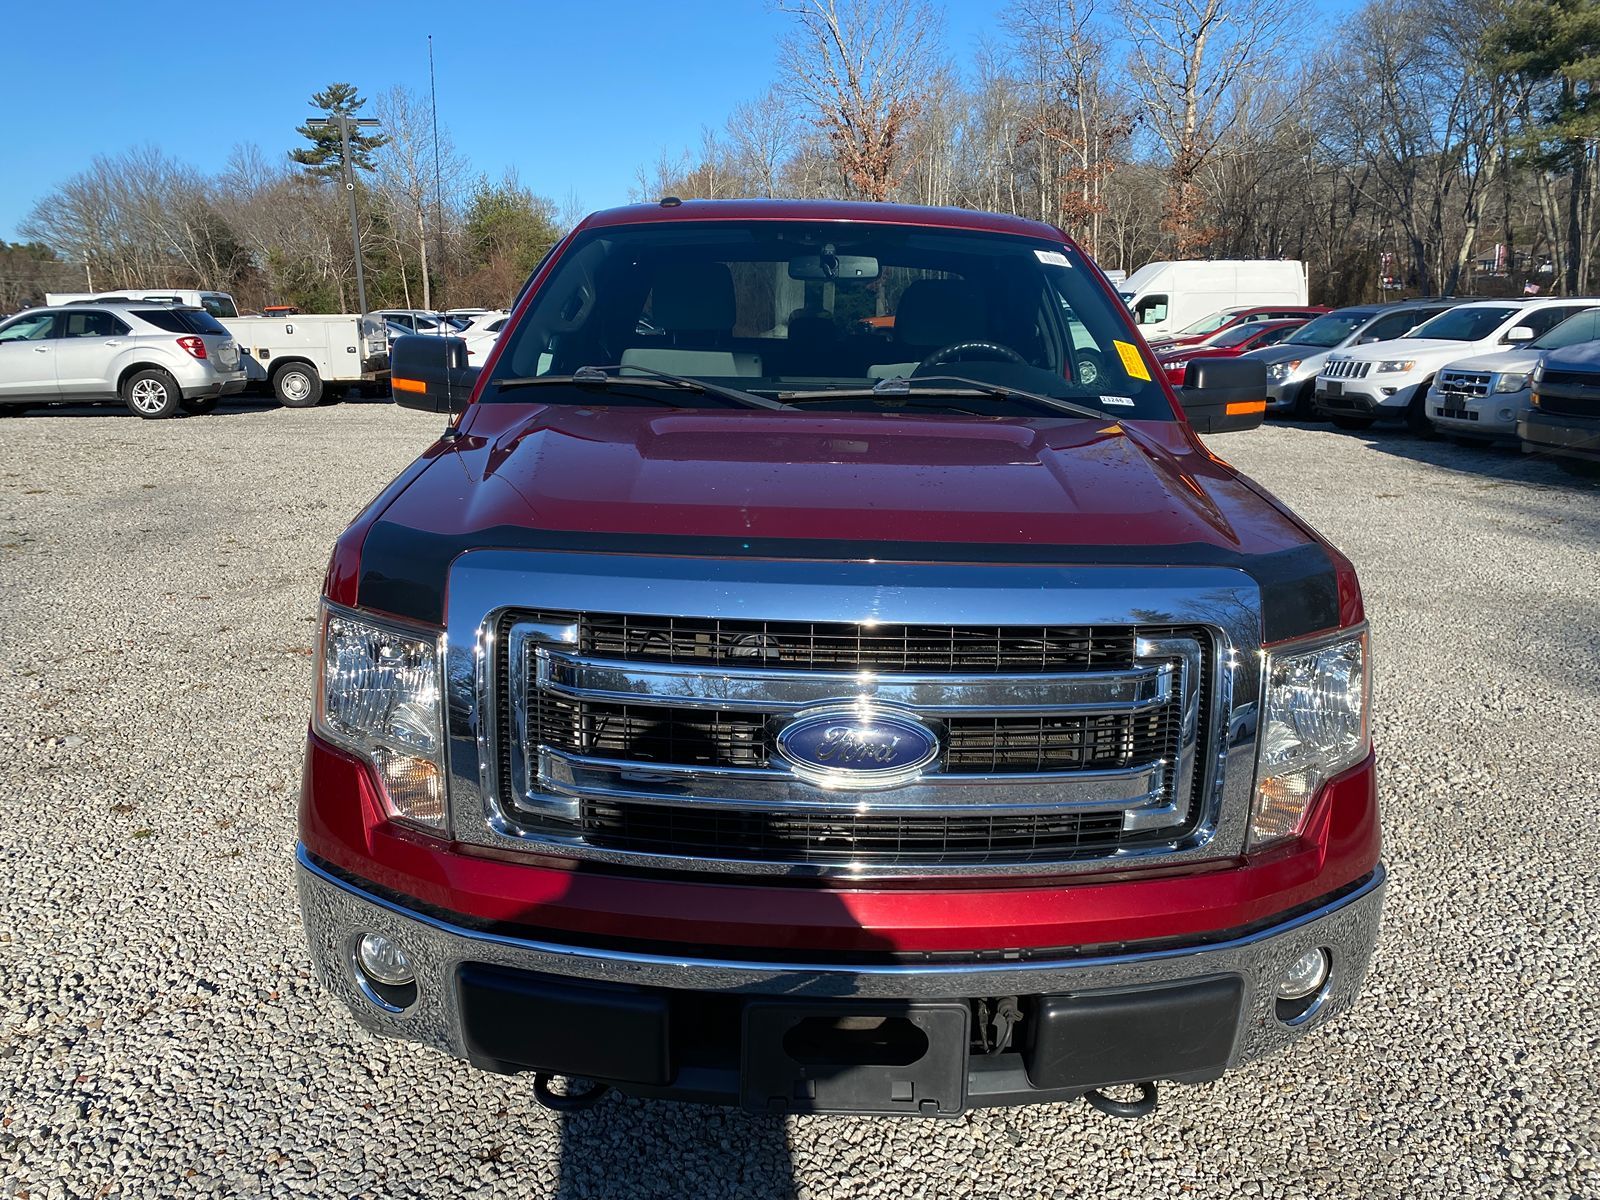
[917,340,1027,371]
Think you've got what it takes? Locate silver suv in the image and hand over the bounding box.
[0,302,246,419]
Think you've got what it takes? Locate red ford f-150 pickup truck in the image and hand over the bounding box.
[298,199,1382,1119]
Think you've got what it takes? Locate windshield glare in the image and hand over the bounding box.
[1532,308,1600,350]
[1177,309,1239,336]
[1207,323,1275,348]
[1409,306,1519,341]
[486,220,1173,419]
[1289,312,1371,348]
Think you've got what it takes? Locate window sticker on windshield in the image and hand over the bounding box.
[1113,340,1151,381]
[1034,249,1071,266]
[1101,395,1135,407]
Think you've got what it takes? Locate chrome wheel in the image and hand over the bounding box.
[130,378,169,413]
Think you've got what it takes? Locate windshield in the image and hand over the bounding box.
[1532,308,1600,350]
[1207,323,1278,348]
[1289,311,1373,348]
[486,220,1173,418]
[1176,309,1242,337]
[1409,306,1519,341]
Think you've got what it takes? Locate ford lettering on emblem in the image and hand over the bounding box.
[774,704,941,790]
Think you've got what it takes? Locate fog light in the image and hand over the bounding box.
[1380,387,1396,396]
[1499,408,1514,422]
[357,932,415,987]
[1277,948,1331,1000]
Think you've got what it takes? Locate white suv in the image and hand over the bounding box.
[0,302,246,418]
[1314,298,1597,433]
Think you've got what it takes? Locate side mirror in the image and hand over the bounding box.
[1504,325,1534,342]
[1178,357,1268,433]
[390,333,478,413]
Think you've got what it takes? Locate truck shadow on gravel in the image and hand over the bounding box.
[552,1101,797,1199]
[1284,420,1598,493]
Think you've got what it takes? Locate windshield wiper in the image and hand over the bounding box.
[779,374,1109,420]
[494,364,793,410]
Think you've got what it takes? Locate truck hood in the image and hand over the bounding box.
[353,404,1346,638]
[372,404,1318,562]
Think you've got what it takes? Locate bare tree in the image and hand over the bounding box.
[1004,0,1133,255]
[726,88,798,197]
[1120,0,1291,252]
[776,0,944,202]
[374,86,467,310]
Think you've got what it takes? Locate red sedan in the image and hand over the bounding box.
[1149,305,1329,351]
[1157,319,1310,386]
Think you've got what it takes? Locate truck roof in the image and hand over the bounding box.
[578,198,1071,242]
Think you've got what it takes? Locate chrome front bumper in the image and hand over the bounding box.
[298,846,1385,1096]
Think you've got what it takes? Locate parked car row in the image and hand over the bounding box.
[1229,295,1600,474]
[0,294,513,418]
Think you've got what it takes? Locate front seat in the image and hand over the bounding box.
[869,279,988,379]
[621,262,762,378]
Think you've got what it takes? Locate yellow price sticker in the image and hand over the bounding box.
[1113,340,1150,381]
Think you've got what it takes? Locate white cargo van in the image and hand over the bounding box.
[1117,261,1308,340]
[47,289,240,318]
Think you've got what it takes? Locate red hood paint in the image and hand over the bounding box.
[372,404,1316,558]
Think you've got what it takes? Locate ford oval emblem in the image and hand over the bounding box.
[773,704,941,790]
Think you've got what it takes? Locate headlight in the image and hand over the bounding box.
[1251,630,1371,849]
[1494,372,1531,394]
[314,605,446,830]
[1375,359,1415,373]
[1266,361,1293,382]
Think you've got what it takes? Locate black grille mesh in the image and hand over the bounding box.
[579,802,1129,865]
[534,696,1174,775]
[579,613,1136,673]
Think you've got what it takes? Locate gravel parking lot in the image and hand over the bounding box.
[1,398,1597,1199]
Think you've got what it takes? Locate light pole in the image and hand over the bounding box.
[306,114,381,315]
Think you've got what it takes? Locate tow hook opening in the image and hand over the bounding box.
[1084,1081,1159,1119]
[532,1073,612,1112]
[782,1015,930,1066]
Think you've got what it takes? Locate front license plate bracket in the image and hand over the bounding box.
[741,1000,970,1116]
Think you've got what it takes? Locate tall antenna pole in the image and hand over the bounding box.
[429,35,446,312]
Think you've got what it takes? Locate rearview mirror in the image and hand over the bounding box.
[1504,325,1534,342]
[1178,358,1268,434]
[788,254,880,281]
[390,334,478,413]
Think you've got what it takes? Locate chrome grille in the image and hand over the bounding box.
[1324,359,1373,380]
[1438,371,1491,399]
[492,611,1213,869]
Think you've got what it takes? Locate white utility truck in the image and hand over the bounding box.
[47,290,390,406]
[1116,261,1309,340]
[220,313,390,406]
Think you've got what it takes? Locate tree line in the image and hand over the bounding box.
[4,0,1596,314]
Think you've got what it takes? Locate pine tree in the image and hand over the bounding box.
[291,83,389,178]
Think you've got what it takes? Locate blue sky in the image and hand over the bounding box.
[0,0,1359,242]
